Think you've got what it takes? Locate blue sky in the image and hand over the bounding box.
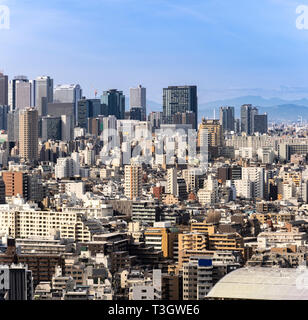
[1,0,308,105]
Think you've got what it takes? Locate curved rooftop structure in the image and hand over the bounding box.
[207,267,308,300]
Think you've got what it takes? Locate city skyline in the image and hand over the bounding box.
[2,0,308,103]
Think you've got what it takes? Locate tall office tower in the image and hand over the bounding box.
[0,72,8,106]
[54,84,82,124]
[76,98,101,129]
[8,76,31,111]
[29,80,36,107]
[61,115,74,142]
[163,85,198,129]
[220,106,235,132]
[0,105,9,130]
[101,89,125,120]
[0,264,33,300]
[253,114,268,134]
[235,119,241,133]
[19,108,38,162]
[41,116,62,141]
[36,76,53,116]
[198,118,223,147]
[241,104,253,135]
[167,168,177,196]
[250,106,259,133]
[130,85,146,121]
[124,164,142,200]
[7,111,19,143]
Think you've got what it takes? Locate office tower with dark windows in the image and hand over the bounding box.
[130,85,146,121]
[101,89,125,120]
[253,114,268,134]
[19,108,38,163]
[130,107,142,121]
[241,104,252,135]
[0,73,8,106]
[220,106,235,132]
[8,76,32,111]
[41,116,62,142]
[7,111,19,144]
[77,98,102,129]
[251,106,259,133]
[163,86,198,129]
[35,76,53,117]
[0,105,9,131]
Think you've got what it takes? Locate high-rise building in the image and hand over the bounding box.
[253,114,268,134]
[0,73,8,106]
[220,106,235,132]
[198,118,223,148]
[19,108,38,162]
[241,104,252,135]
[35,76,53,116]
[2,171,29,199]
[0,105,9,130]
[130,85,146,121]
[77,98,102,129]
[7,110,19,143]
[124,165,142,200]
[41,116,62,141]
[163,86,198,129]
[8,76,32,111]
[167,168,177,196]
[54,84,82,124]
[101,89,125,120]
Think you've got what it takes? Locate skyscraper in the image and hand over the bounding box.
[8,76,32,111]
[41,116,62,141]
[240,104,252,135]
[0,105,9,130]
[163,86,198,129]
[54,84,82,124]
[130,85,146,121]
[19,108,38,162]
[220,106,235,132]
[0,73,8,106]
[124,164,142,200]
[101,89,125,120]
[35,76,53,117]
[253,114,268,134]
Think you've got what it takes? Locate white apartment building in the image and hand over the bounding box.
[0,202,95,242]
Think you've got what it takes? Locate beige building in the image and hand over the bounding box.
[0,203,96,242]
[124,165,142,200]
[19,108,38,162]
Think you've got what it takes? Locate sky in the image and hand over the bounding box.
[1,0,308,106]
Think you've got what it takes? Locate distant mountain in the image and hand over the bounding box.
[199,96,308,110]
[199,96,308,121]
